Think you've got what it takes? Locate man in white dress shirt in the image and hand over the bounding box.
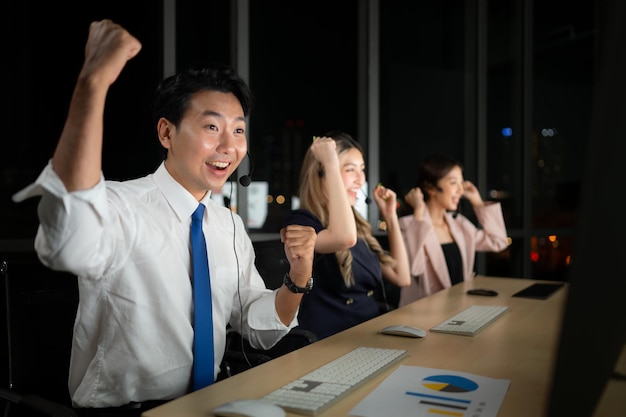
[12,19,316,415]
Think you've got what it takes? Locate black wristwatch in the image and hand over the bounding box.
[283,273,314,293]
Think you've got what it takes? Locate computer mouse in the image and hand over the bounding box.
[380,325,427,338]
[212,399,285,417]
[467,288,498,297]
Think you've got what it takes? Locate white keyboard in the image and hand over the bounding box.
[261,346,407,416]
[430,305,510,336]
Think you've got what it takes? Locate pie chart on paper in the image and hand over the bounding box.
[422,374,479,393]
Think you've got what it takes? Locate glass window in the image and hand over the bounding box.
[531,0,593,231]
[530,234,575,280]
[248,0,359,233]
[380,1,468,202]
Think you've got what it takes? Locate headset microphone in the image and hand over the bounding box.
[360,188,372,205]
[238,152,254,187]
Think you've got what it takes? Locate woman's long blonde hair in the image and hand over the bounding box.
[298,131,396,287]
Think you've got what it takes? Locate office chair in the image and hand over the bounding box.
[251,237,290,290]
[1,255,79,417]
[218,238,319,379]
[219,326,318,380]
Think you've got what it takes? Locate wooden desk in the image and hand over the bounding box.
[593,344,626,417]
[143,276,567,417]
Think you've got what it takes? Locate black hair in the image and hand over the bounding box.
[417,153,463,202]
[151,64,254,129]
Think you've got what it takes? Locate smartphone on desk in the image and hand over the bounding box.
[512,282,565,299]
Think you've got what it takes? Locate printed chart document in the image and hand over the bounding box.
[350,365,510,417]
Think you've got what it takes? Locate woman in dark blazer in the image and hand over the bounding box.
[283,132,410,339]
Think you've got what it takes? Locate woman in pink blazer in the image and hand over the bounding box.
[398,153,508,306]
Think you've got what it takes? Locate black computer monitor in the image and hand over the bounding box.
[546,1,626,416]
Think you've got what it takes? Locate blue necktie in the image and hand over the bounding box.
[190,203,214,390]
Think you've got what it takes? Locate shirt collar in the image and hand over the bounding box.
[152,162,213,222]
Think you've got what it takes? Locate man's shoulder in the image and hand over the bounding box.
[204,200,250,240]
[205,198,243,221]
[105,174,158,201]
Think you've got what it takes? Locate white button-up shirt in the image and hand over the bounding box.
[13,161,295,408]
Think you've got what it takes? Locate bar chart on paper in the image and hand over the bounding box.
[350,366,510,417]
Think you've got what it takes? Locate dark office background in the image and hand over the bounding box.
[2,1,624,416]
[3,0,596,282]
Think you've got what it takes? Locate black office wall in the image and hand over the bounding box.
[3,1,163,242]
[2,2,600,282]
